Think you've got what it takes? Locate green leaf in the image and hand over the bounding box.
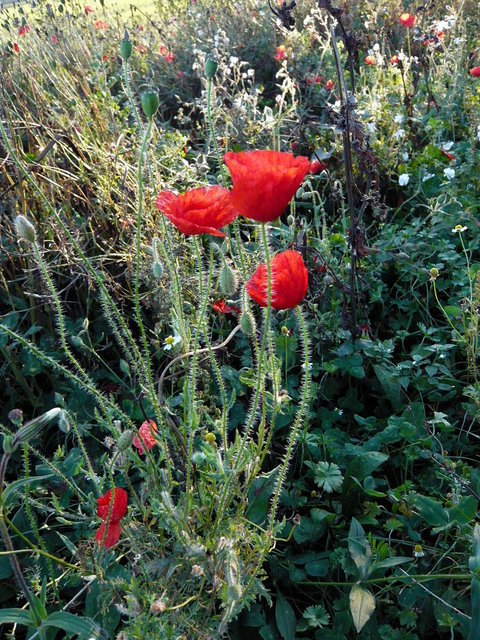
[448,495,477,527]
[444,305,463,318]
[0,608,35,627]
[275,591,296,640]
[310,461,343,493]
[3,474,55,506]
[348,518,372,578]
[372,557,412,572]
[44,611,101,638]
[246,468,278,524]
[373,364,403,410]
[300,604,330,630]
[342,452,388,514]
[349,585,375,633]
[415,495,449,528]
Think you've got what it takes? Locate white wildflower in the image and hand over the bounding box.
[398,173,410,186]
[443,168,455,180]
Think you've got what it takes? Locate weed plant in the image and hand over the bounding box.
[1,0,480,639]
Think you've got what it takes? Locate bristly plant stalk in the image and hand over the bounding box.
[329,25,358,337]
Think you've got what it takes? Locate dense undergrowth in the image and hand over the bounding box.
[1,0,480,638]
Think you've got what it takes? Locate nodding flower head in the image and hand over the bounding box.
[246,250,308,310]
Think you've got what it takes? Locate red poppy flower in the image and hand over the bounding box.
[246,250,308,310]
[156,186,237,236]
[306,77,313,86]
[84,4,94,12]
[399,12,416,28]
[13,42,19,52]
[212,300,241,315]
[275,45,287,61]
[95,20,107,29]
[137,43,148,54]
[97,487,128,521]
[470,66,480,77]
[365,55,375,65]
[391,54,399,64]
[165,51,175,63]
[314,75,323,84]
[95,520,122,548]
[18,25,30,36]
[309,159,327,174]
[133,419,158,455]
[325,79,334,90]
[224,150,310,223]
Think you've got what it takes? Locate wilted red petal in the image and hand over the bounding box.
[246,250,308,310]
[97,487,128,521]
[132,419,158,455]
[470,66,480,77]
[95,520,122,548]
[224,150,310,223]
[156,186,237,236]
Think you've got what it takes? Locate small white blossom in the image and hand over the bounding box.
[367,122,376,133]
[443,167,455,180]
[394,114,404,124]
[422,172,435,182]
[402,152,410,162]
[247,68,255,77]
[452,225,467,233]
[398,173,410,186]
[373,43,380,52]
[229,55,239,65]
[442,140,454,151]
[164,334,181,351]
[395,129,405,140]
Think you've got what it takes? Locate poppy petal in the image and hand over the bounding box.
[96,487,128,520]
[224,150,310,223]
[156,186,238,236]
[246,250,308,310]
[95,520,122,548]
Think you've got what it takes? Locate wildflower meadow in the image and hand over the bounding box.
[1,0,480,638]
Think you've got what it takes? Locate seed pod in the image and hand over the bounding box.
[120,36,133,61]
[140,91,160,118]
[205,57,218,79]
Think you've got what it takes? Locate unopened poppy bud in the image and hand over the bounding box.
[141,91,160,118]
[15,215,36,243]
[205,57,218,79]
[240,310,255,336]
[219,265,237,295]
[152,262,163,278]
[287,214,295,226]
[120,32,133,60]
[117,430,134,451]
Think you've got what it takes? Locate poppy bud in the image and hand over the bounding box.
[3,434,15,455]
[205,432,216,445]
[117,430,134,451]
[141,90,160,118]
[240,310,255,336]
[219,265,237,295]
[120,30,133,60]
[205,57,218,79]
[15,215,36,243]
[152,262,163,278]
[287,214,295,226]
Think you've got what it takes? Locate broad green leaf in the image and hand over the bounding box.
[44,611,100,638]
[372,557,412,572]
[0,608,34,627]
[415,495,449,528]
[349,585,375,633]
[348,518,372,578]
[246,467,278,524]
[448,495,477,527]
[373,364,403,410]
[275,591,296,640]
[342,452,388,514]
[444,305,463,318]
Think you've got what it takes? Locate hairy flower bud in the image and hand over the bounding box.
[120,32,133,60]
[117,430,134,451]
[219,265,237,295]
[15,215,36,243]
[240,310,255,336]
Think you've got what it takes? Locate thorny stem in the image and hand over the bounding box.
[330,25,358,337]
[135,118,173,486]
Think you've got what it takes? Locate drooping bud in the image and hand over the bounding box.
[152,237,164,278]
[117,430,134,451]
[140,90,160,118]
[240,310,255,336]
[219,264,237,296]
[15,215,36,244]
[120,28,133,61]
[205,57,218,80]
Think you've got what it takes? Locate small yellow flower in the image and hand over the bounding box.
[452,225,467,233]
[413,544,425,558]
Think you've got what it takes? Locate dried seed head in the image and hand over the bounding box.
[15,215,36,243]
